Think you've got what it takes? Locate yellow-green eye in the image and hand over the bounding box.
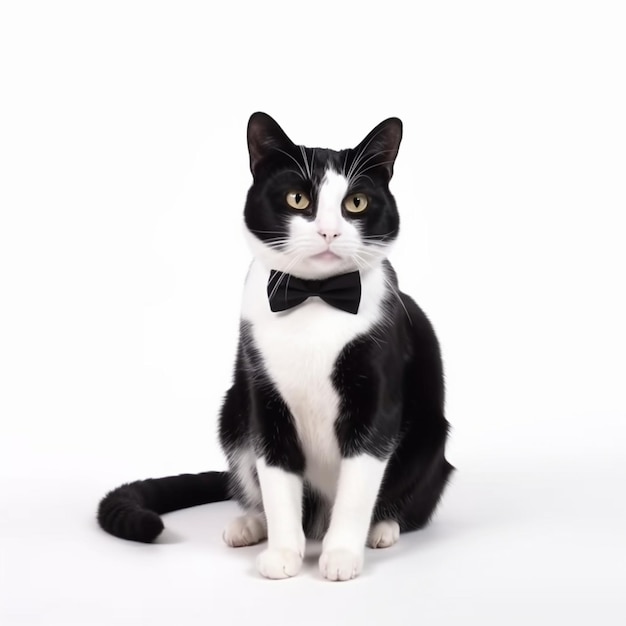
[286,191,311,210]
[344,193,369,213]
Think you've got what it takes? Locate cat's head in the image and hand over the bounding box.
[243,113,402,280]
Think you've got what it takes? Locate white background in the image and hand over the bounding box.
[1,1,625,624]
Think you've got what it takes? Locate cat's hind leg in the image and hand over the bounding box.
[223,513,267,547]
[367,520,400,549]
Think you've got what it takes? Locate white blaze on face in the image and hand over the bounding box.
[253,165,371,279]
[315,169,350,240]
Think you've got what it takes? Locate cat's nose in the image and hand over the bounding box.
[317,228,341,242]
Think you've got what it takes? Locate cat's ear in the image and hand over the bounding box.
[247,112,295,177]
[353,118,403,179]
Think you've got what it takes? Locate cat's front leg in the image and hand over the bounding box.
[246,372,307,579]
[320,455,388,581]
[255,458,305,579]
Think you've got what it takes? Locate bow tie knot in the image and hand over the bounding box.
[267,270,361,314]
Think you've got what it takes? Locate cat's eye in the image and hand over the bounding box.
[286,191,311,210]
[343,193,369,214]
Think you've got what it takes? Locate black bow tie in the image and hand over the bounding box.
[267,270,361,314]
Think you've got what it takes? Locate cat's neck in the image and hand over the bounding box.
[242,258,390,322]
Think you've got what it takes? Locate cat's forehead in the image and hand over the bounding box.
[294,146,347,182]
[271,146,368,194]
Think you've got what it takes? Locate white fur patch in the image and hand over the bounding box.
[255,458,305,553]
[322,455,389,552]
[256,547,303,579]
[367,520,400,549]
[314,169,349,240]
[240,164,394,580]
[241,260,388,500]
[223,513,267,547]
[255,458,305,579]
[320,455,389,580]
[319,548,364,582]
[243,167,389,281]
[231,447,262,509]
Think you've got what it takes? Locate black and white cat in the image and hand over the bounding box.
[98,113,454,581]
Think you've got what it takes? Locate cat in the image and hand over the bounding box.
[97,112,454,581]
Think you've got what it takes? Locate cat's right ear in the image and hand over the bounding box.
[247,112,294,178]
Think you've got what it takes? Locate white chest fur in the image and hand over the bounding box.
[241,260,387,498]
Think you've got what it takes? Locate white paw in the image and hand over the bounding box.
[223,514,267,547]
[367,520,400,549]
[257,548,303,579]
[319,549,364,581]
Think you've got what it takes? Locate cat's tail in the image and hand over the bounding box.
[97,471,231,543]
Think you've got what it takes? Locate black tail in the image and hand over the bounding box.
[97,471,231,543]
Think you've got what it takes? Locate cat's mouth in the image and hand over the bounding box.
[310,251,342,262]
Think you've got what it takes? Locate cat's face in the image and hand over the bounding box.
[244,113,403,280]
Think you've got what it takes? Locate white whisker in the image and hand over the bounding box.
[387,277,412,327]
[249,229,289,236]
[342,150,349,178]
[351,250,411,326]
[350,173,375,187]
[268,254,303,302]
[351,159,396,180]
[346,125,390,183]
[299,145,312,179]
[273,147,307,179]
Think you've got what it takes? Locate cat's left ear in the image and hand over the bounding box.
[247,112,295,178]
[353,118,403,180]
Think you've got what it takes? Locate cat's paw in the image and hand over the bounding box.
[367,520,400,549]
[223,514,267,547]
[257,548,303,579]
[319,548,364,581]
